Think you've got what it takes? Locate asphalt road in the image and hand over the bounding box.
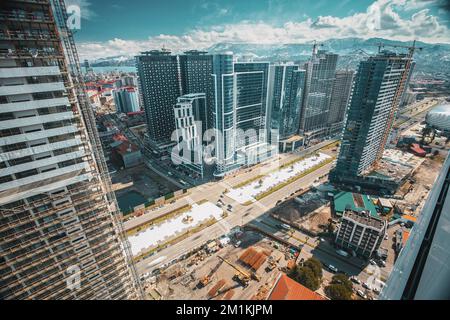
[133,149,336,275]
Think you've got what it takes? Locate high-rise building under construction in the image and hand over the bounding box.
[0,0,140,299]
[329,50,414,190]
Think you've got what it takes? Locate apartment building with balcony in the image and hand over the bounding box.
[335,210,387,259]
[0,0,139,300]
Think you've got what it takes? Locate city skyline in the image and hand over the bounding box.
[2,0,450,303]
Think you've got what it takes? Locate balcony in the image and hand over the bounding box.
[0,150,85,177]
[0,82,65,96]
[0,162,90,193]
[0,137,82,162]
[0,172,92,208]
[0,66,60,78]
[0,96,70,113]
[0,11,52,23]
[0,48,63,59]
[0,111,75,130]
[0,125,79,147]
[0,30,58,42]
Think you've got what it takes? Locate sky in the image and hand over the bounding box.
[66,0,450,60]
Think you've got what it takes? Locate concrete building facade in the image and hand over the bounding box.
[300,50,338,142]
[330,51,413,188]
[327,70,354,136]
[335,210,387,259]
[0,0,139,299]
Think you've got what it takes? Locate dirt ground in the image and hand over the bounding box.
[145,230,291,300]
[272,191,331,234]
[299,206,332,234]
[397,157,442,216]
[111,164,180,199]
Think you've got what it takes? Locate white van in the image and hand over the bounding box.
[280,223,291,231]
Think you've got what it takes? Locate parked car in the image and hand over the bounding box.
[377,260,386,267]
[234,240,242,248]
[362,282,372,290]
[357,290,367,299]
[327,264,338,273]
[369,259,377,265]
[350,276,361,284]
[279,223,291,231]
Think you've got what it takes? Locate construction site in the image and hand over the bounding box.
[271,188,333,236]
[142,228,297,300]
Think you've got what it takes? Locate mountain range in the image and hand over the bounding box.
[90,37,450,76]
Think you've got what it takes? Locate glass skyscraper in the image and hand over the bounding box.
[136,50,214,153]
[267,64,306,143]
[112,88,140,114]
[211,56,276,177]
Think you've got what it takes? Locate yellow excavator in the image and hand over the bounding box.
[217,256,260,287]
[198,259,224,288]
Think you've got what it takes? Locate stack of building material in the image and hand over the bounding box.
[207,279,226,298]
[239,247,270,271]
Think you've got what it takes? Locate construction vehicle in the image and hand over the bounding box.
[197,259,224,288]
[265,260,277,272]
[233,273,251,287]
[218,256,260,287]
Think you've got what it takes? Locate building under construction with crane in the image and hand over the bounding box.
[329,42,420,195]
[0,0,141,299]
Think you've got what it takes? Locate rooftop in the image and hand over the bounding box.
[333,191,379,218]
[342,210,386,230]
[268,273,326,300]
[428,103,450,116]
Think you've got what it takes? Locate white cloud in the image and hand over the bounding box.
[76,0,450,60]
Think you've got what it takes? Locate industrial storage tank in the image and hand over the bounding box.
[426,103,450,131]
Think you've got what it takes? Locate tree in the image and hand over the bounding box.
[327,221,335,234]
[325,284,352,300]
[325,274,353,300]
[331,273,353,292]
[295,266,320,291]
[303,257,323,279]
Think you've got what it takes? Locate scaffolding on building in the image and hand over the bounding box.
[49,0,144,299]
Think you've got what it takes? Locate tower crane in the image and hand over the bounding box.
[311,40,324,58]
[376,40,423,58]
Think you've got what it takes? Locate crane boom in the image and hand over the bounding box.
[218,256,260,281]
[377,40,423,58]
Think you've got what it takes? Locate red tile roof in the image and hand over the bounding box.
[115,140,139,155]
[268,273,326,300]
[112,133,128,142]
